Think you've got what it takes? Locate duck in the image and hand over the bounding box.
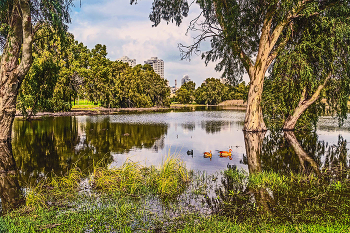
[204,150,212,158]
[204,151,212,161]
[219,149,232,157]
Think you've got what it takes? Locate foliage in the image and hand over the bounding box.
[83,55,171,108]
[17,31,88,117]
[262,78,325,131]
[227,81,249,101]
[147,0,350,131]
[83,44,111,105]
[195,78,229,105]
[262,4,350,130]
[12,116,168,186]
[175,81,196,104]
[17,40,171,117]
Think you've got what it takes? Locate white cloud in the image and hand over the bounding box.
[69,0,248,85]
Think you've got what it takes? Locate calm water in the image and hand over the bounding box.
[0,107,349,215]
[10,107,350,185]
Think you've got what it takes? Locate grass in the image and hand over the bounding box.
[92,154,190,200]
[176,216,350,232]
[72,99,97,106]
[1,160,350,232]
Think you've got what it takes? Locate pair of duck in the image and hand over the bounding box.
[204,149,233,158]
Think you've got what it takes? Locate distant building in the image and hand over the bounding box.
[181,75,191,85]
[117,56,136,67]
[170,79,179,96]
[144,57,164,79]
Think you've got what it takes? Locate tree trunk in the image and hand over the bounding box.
[243,15,274,132]
[0,0,33,141]
[244,72,267,132]
[0,141,25,213]
[283,73,331,130]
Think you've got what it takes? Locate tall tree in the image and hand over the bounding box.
[0,0,73,140]
[17,30,84,118]
[262,3,350,130]
[146,0,349,131]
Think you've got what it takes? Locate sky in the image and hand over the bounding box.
[68,0,243,87]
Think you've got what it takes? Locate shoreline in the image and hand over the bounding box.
[14,102,248,118]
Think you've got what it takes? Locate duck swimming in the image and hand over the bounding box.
[219,149,232,157]
[187,150,193,155]
[204,151,212,160]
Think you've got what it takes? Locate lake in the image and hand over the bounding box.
[10,107,350,185]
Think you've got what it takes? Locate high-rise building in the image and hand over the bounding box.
[117,56,136,67]
[170,80,179,96]
[181,75,191,85]
[144,57,164,79]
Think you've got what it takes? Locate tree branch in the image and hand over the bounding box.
[16,0,33,79]
[213,0,253,72]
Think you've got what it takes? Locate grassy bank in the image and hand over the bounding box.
[1,158,349,232]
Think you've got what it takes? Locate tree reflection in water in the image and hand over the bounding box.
[206,131,350,223]
[11,117,168,186]
[0,141,24,214]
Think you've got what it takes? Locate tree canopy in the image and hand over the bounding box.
[147,0,350,131]
[262,1,350,130]
[176,81,196,104]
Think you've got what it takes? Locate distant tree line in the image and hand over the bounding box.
[17,32,171,119]
[175,79,249,105]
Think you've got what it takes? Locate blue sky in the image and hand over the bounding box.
[68,0,230,87]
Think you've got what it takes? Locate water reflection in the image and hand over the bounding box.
[83,117,168,154]
[0,141,24,214]
[11,111,349,181]
[200,121,230,134]
[12,117,168,185]
[284,131,320,175]
[241,131,325,174]
[207,131,350,222]
[181,122,195,131]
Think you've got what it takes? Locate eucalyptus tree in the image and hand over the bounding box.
[262,3,350,130]
[145,0,348,131]
[0,0,73,140]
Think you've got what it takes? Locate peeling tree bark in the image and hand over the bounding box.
[0,0,33,141]
[244,70,267,132]
[283,73,331,130]
[212,0,315,132]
